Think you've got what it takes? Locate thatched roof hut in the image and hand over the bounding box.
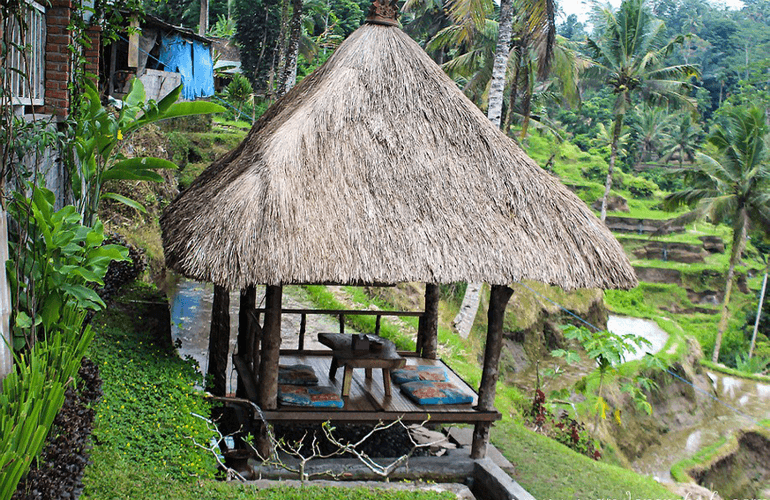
[160,5,636,462]
[161,22,636,292]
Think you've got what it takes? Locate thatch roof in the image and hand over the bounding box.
[161,23,637,291]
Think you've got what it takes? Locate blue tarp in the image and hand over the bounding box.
[192,42,214,98]
[158,33,214,100]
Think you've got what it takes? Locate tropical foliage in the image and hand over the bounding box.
[553,325,661,424]
[67,80,225,226]
[6,186,128,351]
[665,106,770,363]
[585,0,698,220]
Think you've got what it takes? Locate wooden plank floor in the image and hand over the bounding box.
[259,352,500,424]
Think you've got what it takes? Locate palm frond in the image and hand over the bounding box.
[445,0,495,42]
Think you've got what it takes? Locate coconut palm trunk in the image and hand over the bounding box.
[487,0,514,126]
[454,0,514,338]
[199,0,209,35]
[279,0,303,95]
[713,209,748,363]
[600,112,624,222]
[749,269,768,359]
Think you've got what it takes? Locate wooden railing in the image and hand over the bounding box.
[251,308,424,351]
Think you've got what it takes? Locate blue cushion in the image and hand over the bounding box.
[391,365,448,384]
[400,380,473,405]
[278,364,318,386]
[278,385,344,408]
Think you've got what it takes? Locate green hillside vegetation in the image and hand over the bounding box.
[519,130,766,370]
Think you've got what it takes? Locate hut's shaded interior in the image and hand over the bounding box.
[219,283,506,458]
[160,0,637,459]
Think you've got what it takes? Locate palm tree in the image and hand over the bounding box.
[586,0,698,221]
[631,105,673,169]
[488,0,555,129]
[660,113,701,168]
[428,18,498,106]
[664,106,770,363]
[502,32,585,137]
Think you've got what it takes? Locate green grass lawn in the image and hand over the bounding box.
[491,421,677,499]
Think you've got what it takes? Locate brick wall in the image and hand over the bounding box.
[44,0,73,117]
[84,24,101,84]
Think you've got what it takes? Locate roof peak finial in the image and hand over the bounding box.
[365,0,399,26]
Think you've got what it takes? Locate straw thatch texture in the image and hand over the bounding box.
[161,23,637,291]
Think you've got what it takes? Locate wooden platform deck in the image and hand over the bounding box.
[235,350,500,425]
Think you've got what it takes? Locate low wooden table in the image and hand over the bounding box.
[318,333,406,398]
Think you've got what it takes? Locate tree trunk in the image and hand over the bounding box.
[713,211,747,363]
[279,0,302,96]
[454,0,514,336]
[453,283,482,339]
[258,285,282,410]
[600,112,624,222]
[471,284,513,459]
[486,0,514,128]
[503,50,521,135]
[749,271,768,359]
[207,285,230,396]
[0,206,12,383]
[199,0,209,36]
[636,142,647,170]
[275,0,290,92]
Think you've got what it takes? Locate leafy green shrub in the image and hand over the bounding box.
[68,79,224,225]
[553,325,662,426]
[224,74,254,118]
[582,163,608,183]
[625,176,658,198]
[734,353,770,373]
[6,186,128,350]
[639,168,683,192]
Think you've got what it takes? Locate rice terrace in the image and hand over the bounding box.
[1,0,769,499]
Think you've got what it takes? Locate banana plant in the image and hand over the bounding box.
[70,79,226,226]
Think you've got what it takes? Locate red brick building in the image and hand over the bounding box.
[5,0,100,119]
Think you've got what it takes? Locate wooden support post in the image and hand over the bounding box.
[249,310,262,381]
[257,285,282,410]
[299,313,306,351]
[236,285,256,398]
[416,315,425,355]
[375,315,382,337]
[206,285,230,397]
[339,313,345,334]
[471,284,513,459]
[422,283,440,359]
